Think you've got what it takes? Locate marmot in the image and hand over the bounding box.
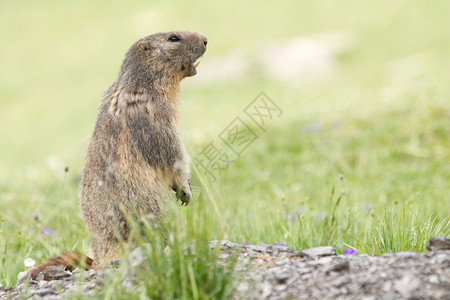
[80,30,207,268]
[18,31,207,282]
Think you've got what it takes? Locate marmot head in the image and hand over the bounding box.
[120,31,207,86]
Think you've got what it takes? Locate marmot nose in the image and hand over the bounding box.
[197,33,207,48]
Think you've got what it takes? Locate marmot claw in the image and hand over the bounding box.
[176,179,192,205]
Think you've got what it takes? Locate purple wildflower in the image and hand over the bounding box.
[276,243,285,246]
[343,248,358,256]
[41,227,56,238]
[242,243,249,246]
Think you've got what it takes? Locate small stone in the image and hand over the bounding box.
[104,259,120,269]
[237,282,249,292]
[36,271,45,282]
[328,261,350,273]
[260,283,272,298]
[3,286,14,292]
[218,253,229,260]
[394,275,421,298]
[43,266,71,281]
[274,272,289,284]
[87,282,97,289]
[316,256,333,264]
[27,288,56,297]
[301,246,336,258]
[275,284,287,291]
[395,251,418,258]
[275,258,290,266]
[301,273,312,280]
[332,277,350,287]
[297,268,310,275]
[360,296,376,300]
[16,283,26,292]
[38,280,50,288]
[429,275,440,285]
[427,237,450,251]
[430,253,450,265]
[208,240,219,249]
[382,281,392,292]
[16,270,34,286]
[50,280,63,289]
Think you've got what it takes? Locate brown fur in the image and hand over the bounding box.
[17,251,93,285]
[81,31,206,267]
[19,31,207,283]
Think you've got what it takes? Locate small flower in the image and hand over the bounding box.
[276,243,285,246]
[242,243,249,246]
[296,206,302,215]
[41,227,56,237]
[343,248,358,256]
[24,258,36,267]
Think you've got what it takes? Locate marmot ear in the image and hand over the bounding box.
[138,40,152,51]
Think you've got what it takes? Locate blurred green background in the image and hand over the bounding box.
[0,0,449,286]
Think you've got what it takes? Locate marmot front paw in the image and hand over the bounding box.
[175,179,192,205]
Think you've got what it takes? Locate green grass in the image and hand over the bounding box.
[1,0,449,298]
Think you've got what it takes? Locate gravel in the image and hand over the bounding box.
[1,238,449,299]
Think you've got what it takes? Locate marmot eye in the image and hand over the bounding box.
[168,35,180,42]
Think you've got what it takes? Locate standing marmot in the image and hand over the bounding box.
[80,31,207,267]
[18,31,207,282]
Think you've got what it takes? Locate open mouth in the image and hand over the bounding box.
[189,56,203,76]
[192,54,203,70]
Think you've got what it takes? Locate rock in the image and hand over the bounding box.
[260,282,272,298]
[26,287,56,297]
[300,246,336,258]
[274,272,289,284]
[394,275,421,298]
[42,266,71,281]
[223,239,450,300]
[427,237,450,251]
[429,275,440,285]
[236,281,249,293]
[16,270,32,286]
[327,261,350,273]
[122,246,151,281]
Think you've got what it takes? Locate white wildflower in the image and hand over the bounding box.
[24,258,36,267]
